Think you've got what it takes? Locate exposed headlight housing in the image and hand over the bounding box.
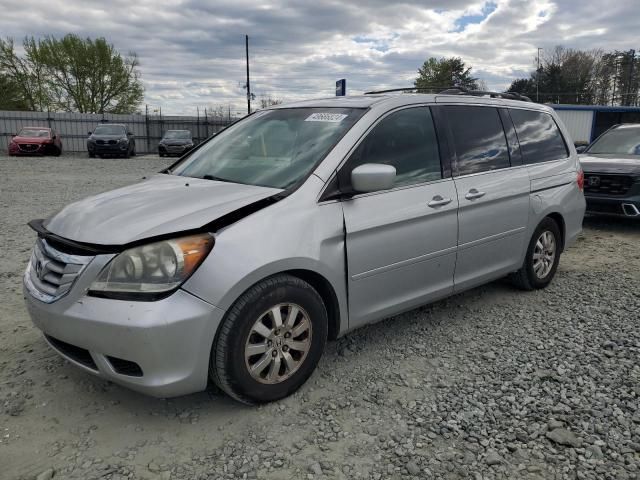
[89,233,214,300]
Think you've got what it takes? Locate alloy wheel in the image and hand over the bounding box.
[533,230,556,279]
[244,303,312,384]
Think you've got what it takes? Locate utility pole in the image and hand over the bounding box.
[245,35,251,115]
[626,49,635,106]
[536,47,542,102]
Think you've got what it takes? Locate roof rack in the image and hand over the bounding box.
[439,86,532,102]
[363,87,442,95]
[364,86,532,102]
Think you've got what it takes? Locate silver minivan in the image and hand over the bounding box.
[23,91,586,404]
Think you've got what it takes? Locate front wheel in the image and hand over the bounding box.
[210,274,328,404]
[510,217,562,291]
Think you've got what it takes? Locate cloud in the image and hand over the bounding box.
[0,0,637,113]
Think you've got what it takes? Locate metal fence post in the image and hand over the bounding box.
[145,104,150,154]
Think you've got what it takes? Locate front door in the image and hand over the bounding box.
[340,106,459,328]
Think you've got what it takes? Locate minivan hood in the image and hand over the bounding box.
[44,174,282,245]
[580,154,640,175]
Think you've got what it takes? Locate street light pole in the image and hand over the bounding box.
[536,47,542,102]
[245,34,251,115]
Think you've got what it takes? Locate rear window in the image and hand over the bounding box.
[445,106,510,176]
[509,109,568,164]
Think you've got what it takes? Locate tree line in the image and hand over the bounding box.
[509,46,639,106]
[0,34,144,113]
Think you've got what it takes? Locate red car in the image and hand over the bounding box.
[8,127,63,156]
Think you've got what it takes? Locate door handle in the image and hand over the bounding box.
[428,195,452,208]
[465,189,486,200]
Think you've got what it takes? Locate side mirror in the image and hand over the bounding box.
[350,163,396,193]
[127,132,134,136]
[88,131,92,135]
[575,145,587,154]
[52,135,57,140]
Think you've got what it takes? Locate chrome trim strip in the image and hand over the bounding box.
[458,226,525,251]
[351,245,457,281]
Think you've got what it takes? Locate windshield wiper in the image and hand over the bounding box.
[201,174,236,183]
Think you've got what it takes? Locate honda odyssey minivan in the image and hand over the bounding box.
[23,90,586,404]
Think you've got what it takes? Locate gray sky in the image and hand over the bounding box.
[0,0,636,114]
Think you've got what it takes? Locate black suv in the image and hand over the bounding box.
[158,130,194,157]
[87,124,136,158]
[579,124,640,218]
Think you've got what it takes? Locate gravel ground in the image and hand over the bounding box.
[1,154,639,480]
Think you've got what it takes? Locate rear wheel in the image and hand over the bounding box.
[210,274,327,404]
[510,217,561,291]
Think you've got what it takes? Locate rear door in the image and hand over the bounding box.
[340,106,459,328]
[440,104,530,291]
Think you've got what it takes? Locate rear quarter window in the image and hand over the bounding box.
[509,109,568,164]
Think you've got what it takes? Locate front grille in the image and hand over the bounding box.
[584,174,634,196]
[25,238,93,303]
[19,143,40,152]
[96,139,118,145]
[45,335,97,370]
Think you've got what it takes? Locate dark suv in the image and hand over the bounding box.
[158,130,194,157]
[87,124,136,158]
[579,124,640,218]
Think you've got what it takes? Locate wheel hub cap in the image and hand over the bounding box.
[244,303,312,384]
[533,230,556,279]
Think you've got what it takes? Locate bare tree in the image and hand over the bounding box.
[259,95,283,109]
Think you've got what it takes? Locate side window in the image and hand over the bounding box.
[509,109,568,164]
[344,107,442,188]
[445,106,511,176]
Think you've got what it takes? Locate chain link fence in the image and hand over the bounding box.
[0,109,233,154]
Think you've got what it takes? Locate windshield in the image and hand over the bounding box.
[163,130,191,139]
[588,126,640,155]
[171,108,364,189]
[94,125,126,135]
[18,128,49,138]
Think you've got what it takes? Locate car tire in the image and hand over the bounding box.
[510,217,562,291]
[54,147,62,157]
[210,274,328,404]
[159,151,165,157]
[88,152,95,158]
[123,148,130,159]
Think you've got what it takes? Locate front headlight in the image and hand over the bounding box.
[119,137,128,144]
[89,233,214,300]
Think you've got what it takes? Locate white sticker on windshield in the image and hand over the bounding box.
[305,113,348,123]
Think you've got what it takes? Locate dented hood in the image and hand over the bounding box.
[43,174,282,245]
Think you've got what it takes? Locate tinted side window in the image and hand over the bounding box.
[345,107,442,188]
[509,109,568,163]
[446,106,510,175]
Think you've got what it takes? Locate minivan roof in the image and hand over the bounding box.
[271,94,553,112]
